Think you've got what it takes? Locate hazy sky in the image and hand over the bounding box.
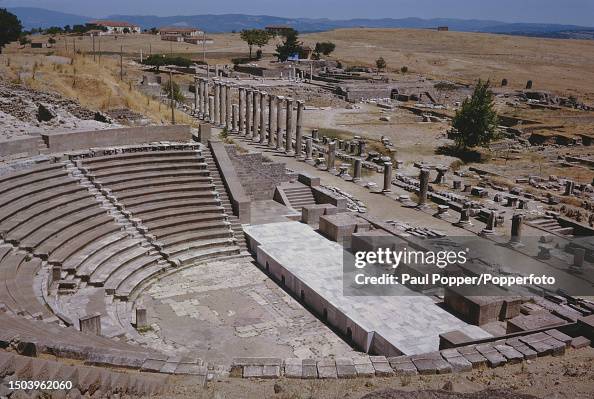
[2,0,593,26]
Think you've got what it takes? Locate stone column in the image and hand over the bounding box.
[269,95,277,148]
[358,141,366,156]
[203,79,209,121]
[208,96,214,124]
[565,180,574,196]
[573,248,585,268]
[276,96,285,151]
[312,129,319,141]
[305,137,313,162]
[434,167,447,184]
[198,79,205,119]
[510,214,524,246]
[260,91,267,144]
[136,308,148,329]
[226,84,232,131]
[231,104,239,133]
[481,210,496,236]
[194,77,199,115]
[418,168,430,207]
[383,160,393,192]
[252,90,259,139]
[213,81,220,126]
[353,159,362,182]
[285,98,294,154]
[454,204,472,227]
[238,87,245,135]
[327,141,336,173]
[252,90,260,141]
[220,83,226,128]
[245,88,253,139]
[295,100,304,158]
[79,313,101,335]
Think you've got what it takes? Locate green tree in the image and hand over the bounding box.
[451,79,499,149]
[123,27,131,34]
[0,8,23,52]
[143,54,192,71]
[48,37,57,47]
[375,57,386,73]
[239,29,271,59]
[162,79,185,103]
[314,41,336,57]
[275,29,302,62]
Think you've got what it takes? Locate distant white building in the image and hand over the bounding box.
[89,20,141,34]
[159,27,212,44]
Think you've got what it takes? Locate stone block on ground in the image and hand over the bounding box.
[352,357,375,377]
[570,336,591,349]
[370,356,394,376]
[494,345,524,364]
[283,359,302,379]
[545,329,572,347]
[317,359,337,379]
[411,352,452,375]
[302,359,318,379]
[475,344,507,367]
[335,358,357,379]
[440,349,473,372]
[388,356,418,376]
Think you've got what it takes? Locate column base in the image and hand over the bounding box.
[286,151,295,156]
[453,220,472,227]
[479,229,496,236]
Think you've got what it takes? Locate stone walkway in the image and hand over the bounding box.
[138,257,358,364]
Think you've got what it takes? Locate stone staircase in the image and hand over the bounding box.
[201,147,248,253]
[283,185,316,211]
[529,216,574,236]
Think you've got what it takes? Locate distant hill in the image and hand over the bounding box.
[7,7,594,40]
[7,7,91,30]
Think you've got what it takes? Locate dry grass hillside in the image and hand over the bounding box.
[0,51,196,126]
[302,29,594,101]
[12,29,594,102]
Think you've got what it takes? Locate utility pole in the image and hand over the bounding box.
[120,45,123,80]
[170,70,175,125]
[202,31,206,64]
[73,38,76,54]
[98,35,102,63]
[92,34,96,61]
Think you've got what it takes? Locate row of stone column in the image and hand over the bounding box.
[194,78,308,158]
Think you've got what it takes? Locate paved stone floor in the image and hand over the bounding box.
[244,221,492,355]
[139,257,358,364]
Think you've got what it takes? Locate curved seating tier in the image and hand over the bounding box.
[81,150,240,266]
[0,245,53,320]
[0,350,168,397]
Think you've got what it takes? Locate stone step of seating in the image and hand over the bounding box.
[0,350,169,396]
[159,228,233,248]
[0,182,86,226]
[0,163,64,186]
[75,237,142,278]
[136,205,225,224]
[126,198,222,216]
[0,320,163,372]
[82,150,202,164]
[87,162,208,179]
[152,220,231,240]
[0,191,92,236]
[0,168,68,196]
[29,214,115,259]
[144,213,227,231]
[110,261,169,300]
[0,247,27,314]
[174,245,241,267]
[104,256,163,297]
[121,191,219,209]
[7,252,54,319]
[47,223,123,267]
[61,232,128,273]
[83,156,204,172]
[102,177,214,194]
[163,237,237,258]
[0,177,78,210]
[5,197,99,245]
[89,245,150,287]
[115,184,216,202]
[93,169,211,187]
